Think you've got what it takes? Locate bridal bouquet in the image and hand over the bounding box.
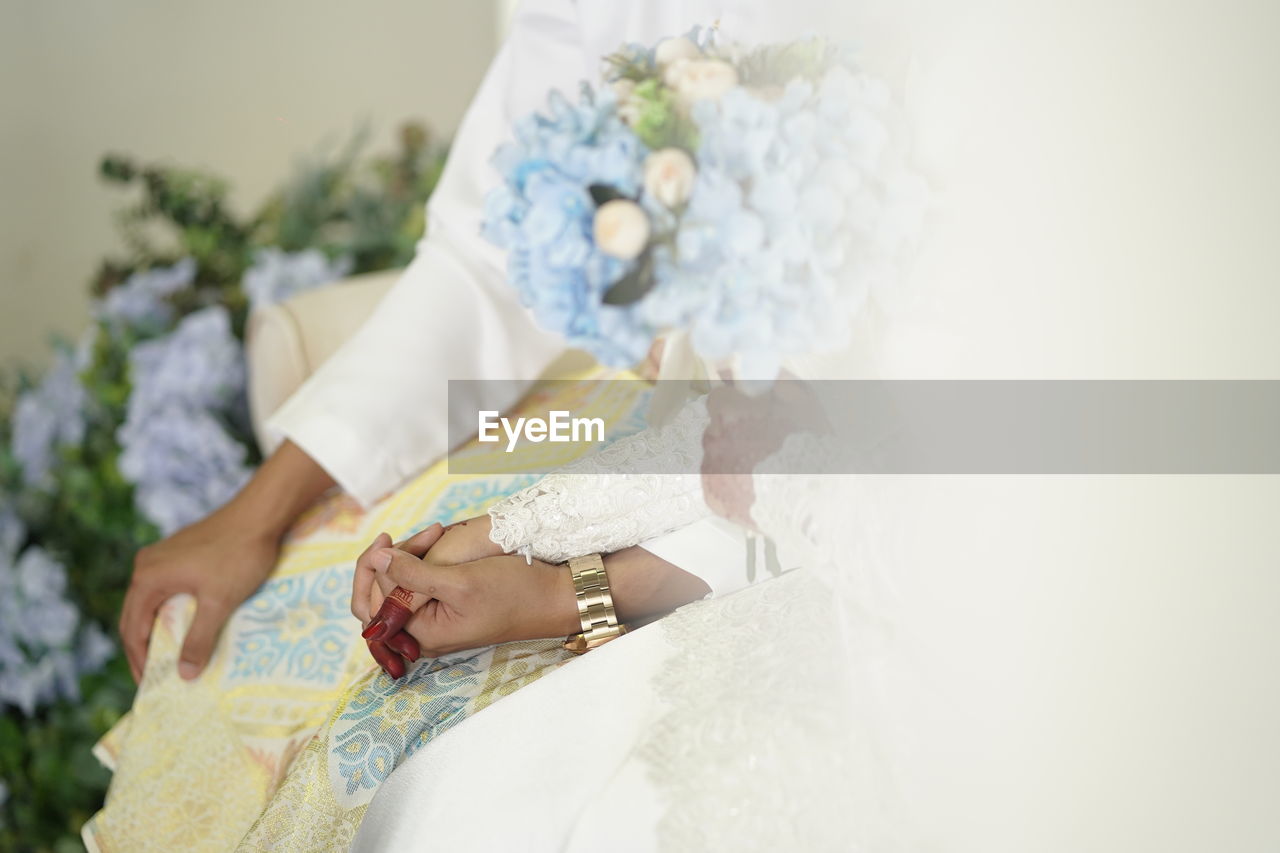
[483,29,925,378]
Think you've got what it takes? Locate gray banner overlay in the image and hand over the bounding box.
[446,380,1280,475]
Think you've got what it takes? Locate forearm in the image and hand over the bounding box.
[543,546,711,633]
[225,439,336,540]
[361,543,711,667]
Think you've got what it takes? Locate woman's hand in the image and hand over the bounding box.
[366,544,711,663]
[350,516,501,623]
[351,515,508,675]
[422,515,504,566]
[369,551,579,658]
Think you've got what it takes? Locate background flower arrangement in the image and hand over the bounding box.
[0,123,447,851]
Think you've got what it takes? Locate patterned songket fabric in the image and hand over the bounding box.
[83,370,649,851]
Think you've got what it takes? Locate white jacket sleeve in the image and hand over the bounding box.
[264,0,590,507]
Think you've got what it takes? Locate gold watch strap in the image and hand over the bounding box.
[563,553,626,654]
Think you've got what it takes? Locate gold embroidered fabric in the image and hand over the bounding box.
[83,368,647,852]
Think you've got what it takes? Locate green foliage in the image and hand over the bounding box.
[0,121,448,852]
[629,79,700,153]
[257,122,446,274]
[604,51,656,84]
[0,657,132,853]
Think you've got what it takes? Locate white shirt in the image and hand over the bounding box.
[266,0,776,595]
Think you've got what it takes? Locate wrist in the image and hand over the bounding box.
[229,440,336,541]
[469,514,505,558]
[537,559,583,637]
[219,487,294,543]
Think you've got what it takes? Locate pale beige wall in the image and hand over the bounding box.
[0,0,499,367]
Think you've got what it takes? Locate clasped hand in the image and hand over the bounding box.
[349,516,578,678]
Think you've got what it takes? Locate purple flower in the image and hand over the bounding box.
[97,257,197,329]
[117,405,252,536]
[242,248,353,312]
[0,541,106,716]
[125,305,245,417]
[10,351,88,490]
[117,305,254,535]
[0,504,23,560]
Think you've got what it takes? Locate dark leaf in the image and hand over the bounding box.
[602,251,655,305]
[588,184,629,208]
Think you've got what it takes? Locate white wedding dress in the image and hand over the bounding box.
[355,0,1280,849]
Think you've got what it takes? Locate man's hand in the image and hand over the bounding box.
[120,504,280,683]
[119,440,336,684]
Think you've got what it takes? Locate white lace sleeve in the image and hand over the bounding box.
[487,397,712,563]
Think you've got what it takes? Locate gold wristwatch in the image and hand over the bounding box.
[562,553,627,654]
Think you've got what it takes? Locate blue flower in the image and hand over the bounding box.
[485,38,926,378]
[483,85,653,366]
[10,351,88,490]
[241,248,353,312]
[96,257,197,330]
[637,57,924,378]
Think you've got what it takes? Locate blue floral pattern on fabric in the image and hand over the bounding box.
[406,476,541,537]
[227,565,354,685]
[331,654,484,795]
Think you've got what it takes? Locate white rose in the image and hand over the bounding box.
[644,148,697,208]
[664,58,739,105]
[593,199,651,260]
[654,36,701,67]
[611,78,636,101]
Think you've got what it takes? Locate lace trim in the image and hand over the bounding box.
[639,572,862,849]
